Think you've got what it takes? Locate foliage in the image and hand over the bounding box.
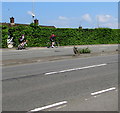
[1,24,119,48]
[78,47,91,54]
[73,46,91,54]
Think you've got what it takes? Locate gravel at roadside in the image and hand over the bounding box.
[2,51,118,66]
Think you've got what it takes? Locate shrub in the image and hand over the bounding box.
[78,47,91,54]
[73,47,91,54]
[1,25,119,48]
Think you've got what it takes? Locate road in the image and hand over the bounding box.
[2,53,118,112]
[2,44,118,61]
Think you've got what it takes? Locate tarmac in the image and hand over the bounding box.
[1,44,119,66]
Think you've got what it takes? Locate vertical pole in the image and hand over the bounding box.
[32,0,34,23]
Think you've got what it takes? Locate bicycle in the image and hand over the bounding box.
[47,41,59,48]
[17,40,28,50]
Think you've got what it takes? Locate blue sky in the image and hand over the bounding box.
[1,1,118,28]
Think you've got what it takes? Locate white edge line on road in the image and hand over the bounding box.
[91,87,116,96]
[55,104,67,110]
[45,63,107,75]
[28,101,67,112]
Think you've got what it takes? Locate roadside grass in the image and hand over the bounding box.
[73,46,91,55]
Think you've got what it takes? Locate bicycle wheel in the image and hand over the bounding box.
[47,42,51,48]
[54,42,59,48]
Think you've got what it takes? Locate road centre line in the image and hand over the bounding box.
[91,87,116,96]
[28,101,67,112]
[55,104,67,110]
[45,63,107,75]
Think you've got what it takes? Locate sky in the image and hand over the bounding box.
[1,1,119,29]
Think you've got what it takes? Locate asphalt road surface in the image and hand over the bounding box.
[2,44,118,61]
[2,54,118,112]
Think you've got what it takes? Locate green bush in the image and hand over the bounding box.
[78,47,91,54]
[1,24,119,48]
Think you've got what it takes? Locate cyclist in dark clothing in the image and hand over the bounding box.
[19,34,26,44]
[18,34,27,50]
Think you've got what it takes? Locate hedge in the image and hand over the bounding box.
[1,24,119,48]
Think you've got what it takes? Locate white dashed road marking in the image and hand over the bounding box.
[91,87,116,96]
[28,101,67,112]
[45,63,107,75]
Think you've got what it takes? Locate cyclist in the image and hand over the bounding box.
[18,34,27,50]
[7,34,14,48]
[49,33,56,48]
[18,34,26,44]
[7,30,14,48]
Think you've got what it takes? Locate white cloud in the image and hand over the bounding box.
[48,16,70,28]
[97,14,112,23]
[51,16,82,28]
[58,16,68,20]
[100,22,118,29]
[96,14,118,28]
[48,14,118,29]
[82,14,92,22]
[27,11,35,16]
